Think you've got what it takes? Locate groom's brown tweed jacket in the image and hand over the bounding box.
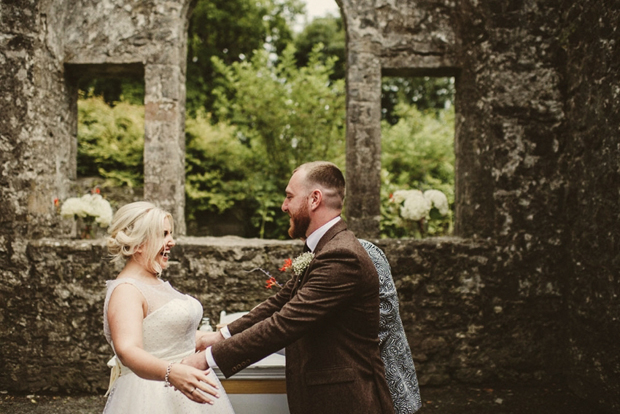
[211,220,394,414]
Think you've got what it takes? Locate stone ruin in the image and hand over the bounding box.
[1,0,619,412]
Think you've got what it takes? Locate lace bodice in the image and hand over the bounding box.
[103,278,203,360]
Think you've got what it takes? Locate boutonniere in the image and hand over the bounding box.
[280,252,315,276]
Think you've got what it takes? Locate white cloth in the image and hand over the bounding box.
[103,278,235,414]
[305,216,340,252]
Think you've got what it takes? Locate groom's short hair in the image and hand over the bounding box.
[296,161,345,210]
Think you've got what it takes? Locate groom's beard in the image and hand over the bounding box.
[288,203,311,239]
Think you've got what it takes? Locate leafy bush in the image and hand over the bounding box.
[380,104,455,238]
[186,0,303,117]
[77,97,144,187]
[185,110,258,236]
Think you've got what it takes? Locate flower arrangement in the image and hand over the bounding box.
[60,190,113,238]
[280,252,315,276]
[387,189,451,238]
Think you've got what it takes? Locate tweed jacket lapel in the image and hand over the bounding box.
[290,220,347,297]
[313,219,347,255]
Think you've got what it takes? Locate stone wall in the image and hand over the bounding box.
[0,0,76,244]
[2,236,564,393]
[2,0,619,412]
[0,0,193,242]
[453,0,571,386]
[339,0,572,389]
[560,1,620,411]
[341,0,458,237]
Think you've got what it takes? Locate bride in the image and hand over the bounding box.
[103,201,235,413]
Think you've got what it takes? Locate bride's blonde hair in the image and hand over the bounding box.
[106,201,174,275]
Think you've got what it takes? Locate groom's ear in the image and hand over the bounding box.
[309,189,322,211]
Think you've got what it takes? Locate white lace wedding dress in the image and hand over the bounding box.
[103,278,235,414]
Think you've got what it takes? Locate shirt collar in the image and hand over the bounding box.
[305,216,341,252]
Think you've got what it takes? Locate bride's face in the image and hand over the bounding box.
[154,217,175,271]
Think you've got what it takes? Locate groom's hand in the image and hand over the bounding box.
[182,350,209,370]
[196,331,225,351]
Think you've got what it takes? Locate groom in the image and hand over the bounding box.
[184,161,394,414]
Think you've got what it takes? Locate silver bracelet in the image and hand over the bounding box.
[164,362,174,387]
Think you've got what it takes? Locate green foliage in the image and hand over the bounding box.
[294,15,345,80]
[74,6,456,240]
[380,104,455,238]
[77,97,144,187]
[382,77,455,125]
[292,15,454,121]
[185,111,252,215]
[210,43,346,238]
[78,78,144,106]
[186,0,304,117]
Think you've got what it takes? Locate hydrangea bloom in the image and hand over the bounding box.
[423,190,449,216]
[60,193,113,227]
[391,190,421,205]
[400,191,431,221]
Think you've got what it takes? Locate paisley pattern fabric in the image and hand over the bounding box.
[359,240,422,414]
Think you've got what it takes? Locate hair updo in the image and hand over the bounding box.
[106,201,174,275]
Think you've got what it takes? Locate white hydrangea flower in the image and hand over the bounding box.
[88,194,114,227]
[400,191,431,221]
[60,197,87,218]
[424,189,450,216]
[391,189,421,205]
[60,193,113,228]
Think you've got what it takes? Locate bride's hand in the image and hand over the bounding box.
[168,363,220,405]
[196,331,225,351]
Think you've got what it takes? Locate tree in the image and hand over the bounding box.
[211,43,346,237]
[292,14,455,123]
[186,0,304,117]
[381,77,455,125]
[294,14,345,80]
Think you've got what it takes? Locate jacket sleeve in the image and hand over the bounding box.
[212,246,364,377]
[226,275,296,335]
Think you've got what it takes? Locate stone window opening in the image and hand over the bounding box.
[378,70,458,240]
[71,65,146,203]
[62,62,187,236]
